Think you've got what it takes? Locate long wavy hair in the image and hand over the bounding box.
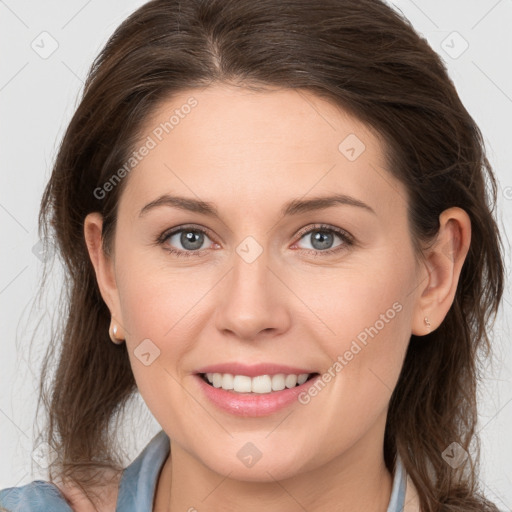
[33,0,505,510]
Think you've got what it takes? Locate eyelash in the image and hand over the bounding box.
[156,223,355,258]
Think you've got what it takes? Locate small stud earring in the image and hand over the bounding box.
[109,321,125,344]
[424,316,431,332]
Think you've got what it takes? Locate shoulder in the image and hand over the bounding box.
[0,473,120,512]
[0,480,72,512]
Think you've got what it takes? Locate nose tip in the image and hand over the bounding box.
[213,259,291,342]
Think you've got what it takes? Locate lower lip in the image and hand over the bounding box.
[194,373,321,417]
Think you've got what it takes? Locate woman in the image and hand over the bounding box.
[0,0,505,510]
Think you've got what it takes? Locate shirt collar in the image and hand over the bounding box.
[115,430,410,511]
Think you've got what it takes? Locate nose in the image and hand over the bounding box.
[214,249,292,342]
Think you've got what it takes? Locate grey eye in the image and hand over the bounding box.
[166,229,210,251]
[297,229,344,251]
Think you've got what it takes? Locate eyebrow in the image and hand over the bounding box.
[138,193,376,219]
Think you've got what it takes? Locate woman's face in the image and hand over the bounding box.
[90,84,430,480]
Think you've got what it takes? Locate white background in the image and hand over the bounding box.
[1,0,511,508]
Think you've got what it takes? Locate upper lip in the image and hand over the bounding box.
[196,362,317,377]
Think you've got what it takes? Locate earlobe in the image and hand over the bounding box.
[83,212,123,328]
[411,207,471,336]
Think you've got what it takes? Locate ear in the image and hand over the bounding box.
[84,212,125,335]
[411,207,471,336]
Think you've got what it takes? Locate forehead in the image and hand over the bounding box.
[137,84,382,162]
[120,84,407,219]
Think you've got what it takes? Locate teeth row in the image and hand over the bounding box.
[204,373,311,393]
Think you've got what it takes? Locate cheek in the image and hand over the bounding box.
[114,252,217,388]
[305,251,415,408]
[115,243,199,337]
[116,262,198,425]
[303,258,413,358]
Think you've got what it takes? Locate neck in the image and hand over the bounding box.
[154,417,393,512]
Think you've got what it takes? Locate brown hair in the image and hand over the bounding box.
[34,0,505,510]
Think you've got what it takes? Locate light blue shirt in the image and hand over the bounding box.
[0,430,406,511]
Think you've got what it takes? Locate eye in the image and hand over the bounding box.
[293,224,354,256]
[156,223,354,258]
[157,225,216,258]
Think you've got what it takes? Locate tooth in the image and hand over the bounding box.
[252,375,272,393]
[285,374,298,388]
[203,372,312,392]
[212,373,223,388]
[222,373,234,390]
[297,373,309,385]
[271,373,286,391]
[233,375,252,393]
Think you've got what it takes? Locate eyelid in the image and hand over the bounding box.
[157,223,355,257]
[294,223,354,244]
[157,223,216,244]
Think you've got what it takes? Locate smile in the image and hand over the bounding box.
[200,372,319,393]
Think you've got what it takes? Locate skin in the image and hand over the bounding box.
[84,84,471,512]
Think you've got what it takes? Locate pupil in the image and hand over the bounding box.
[312,231,333,250]
[182,230,203,250]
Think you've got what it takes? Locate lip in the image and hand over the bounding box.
[195,362,315,377]
[194,372,321,417]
